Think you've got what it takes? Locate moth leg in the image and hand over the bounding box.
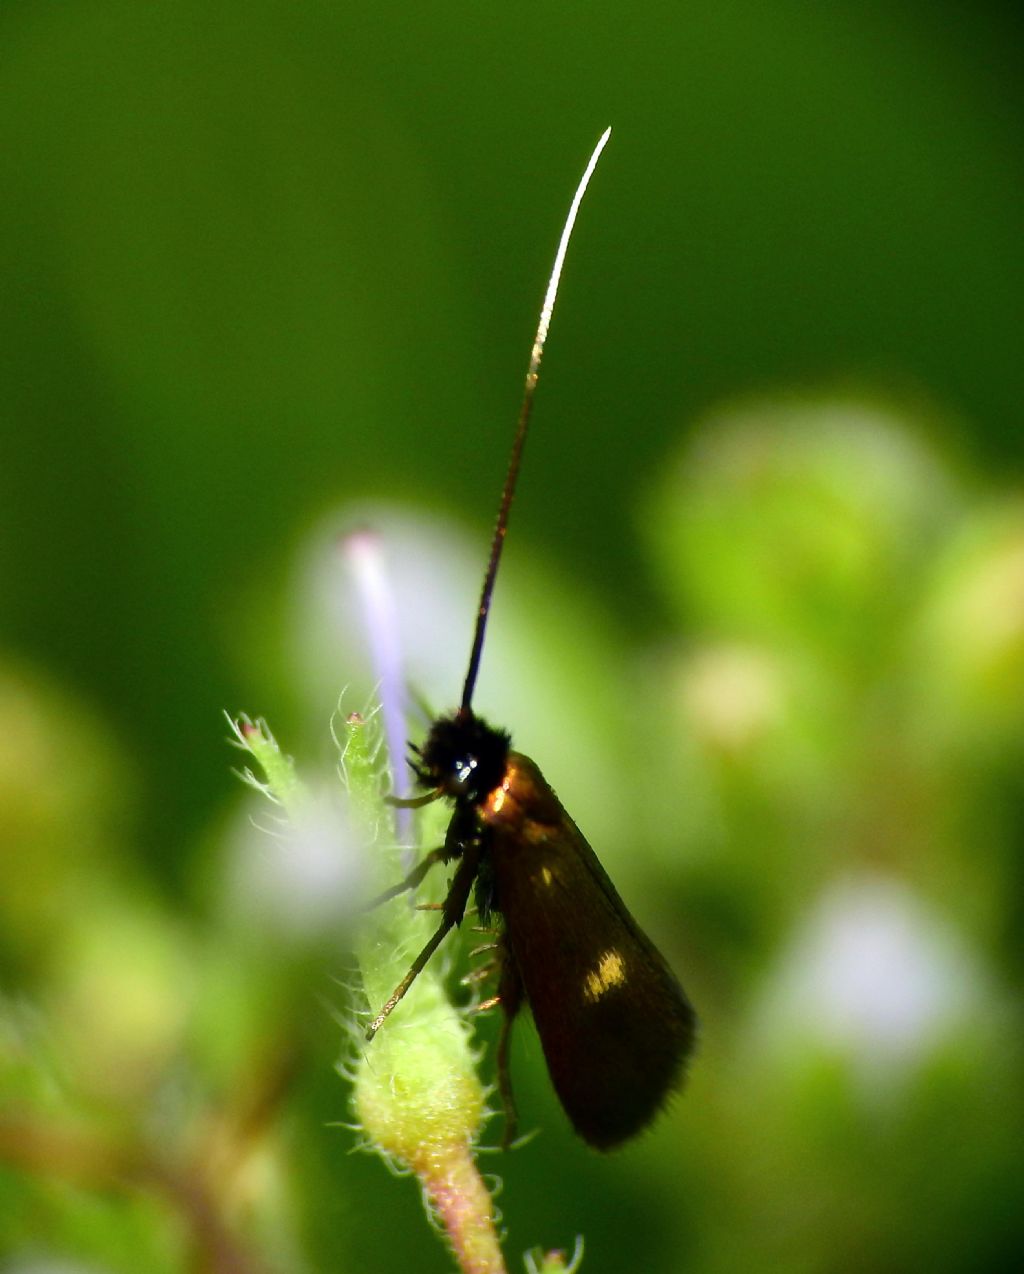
[386,789,441,810]
[365,845,481,1040]
[363,846,448,911]
[461,962,498,987]
[496,946,524,1150]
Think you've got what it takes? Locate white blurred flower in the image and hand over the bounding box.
[753,875,993,1092]
[676,643,788,753]
[226,786,366,945]
[293,505,482,720]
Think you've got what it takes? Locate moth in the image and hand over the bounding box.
[366,129,696,1149]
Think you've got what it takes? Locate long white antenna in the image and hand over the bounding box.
[460,127,612,711]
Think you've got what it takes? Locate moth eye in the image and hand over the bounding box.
[455,757,478,785]
[447,755,479,795]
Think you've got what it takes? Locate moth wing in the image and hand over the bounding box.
[491,802,696,1149]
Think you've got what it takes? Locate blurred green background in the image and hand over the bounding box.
[2,3,1023,1272]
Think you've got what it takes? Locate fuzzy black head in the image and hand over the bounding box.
[414,709,511,805]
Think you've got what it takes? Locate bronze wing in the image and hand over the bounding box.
[485,752,697,1149]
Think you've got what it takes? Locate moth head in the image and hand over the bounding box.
[416,709,510,803]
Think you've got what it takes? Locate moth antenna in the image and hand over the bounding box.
[460,127,611,712]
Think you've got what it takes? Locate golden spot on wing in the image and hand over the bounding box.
[582,949,627,1003]
[487,774,512,815]
[540,866,554,887]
